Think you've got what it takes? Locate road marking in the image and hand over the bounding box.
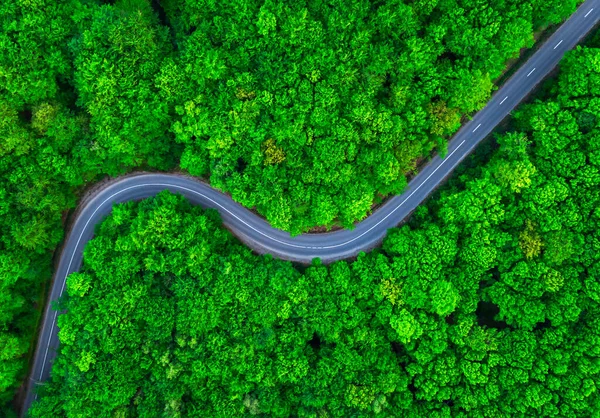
[527,68,536,77]
[554,40,563,49]
[472,124,482,132]
[500,96,508,105]
[36,136,467,381]
[585,8,594,18]
[39,139,468,376]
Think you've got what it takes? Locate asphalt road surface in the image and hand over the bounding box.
[21,1,600,415]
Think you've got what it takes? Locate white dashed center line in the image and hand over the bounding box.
[527,68,536,77]
[585,8,594,18]
[473,123,482,133]
[554,40,564,49]
[500,96,508,105]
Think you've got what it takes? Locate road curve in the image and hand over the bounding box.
[21,1,600,415]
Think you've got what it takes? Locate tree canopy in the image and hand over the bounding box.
[0,0,586,414]
[162,0,579,232]
[29,43,600,414]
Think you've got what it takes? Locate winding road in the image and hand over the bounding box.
[21,1,600,415]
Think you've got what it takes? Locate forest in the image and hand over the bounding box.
[0,0,585,414]
[27,45,600,416]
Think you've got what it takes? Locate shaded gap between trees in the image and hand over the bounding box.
[475,301,509,330]
[149,0,178,51]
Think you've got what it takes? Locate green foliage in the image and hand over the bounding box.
[70,0,175,173]
[0,0,177,410]
[162,0,576,232]
[31,112,600,417]
[38,45,600,416]
[0,0,586,413]
[32,51,600,412]
[0,0,83,410]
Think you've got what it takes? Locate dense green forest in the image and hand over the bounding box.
[28,45,600,416]
[0,0,583,413]
[165,0,578,232]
